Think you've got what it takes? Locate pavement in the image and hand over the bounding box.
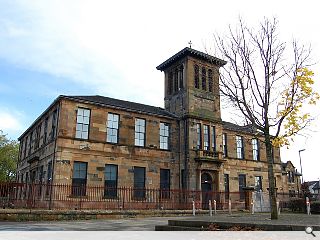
[155,213,320,231]
[0,213,319,231]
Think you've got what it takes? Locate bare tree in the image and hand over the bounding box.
[214,17,318,219]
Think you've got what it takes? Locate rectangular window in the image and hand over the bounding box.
[211,126,216,153]
[181,169,186,190]
[35,125,41,149]
[24,136,28,157]
[224,174,230,200]
[174,69,179,92]
[43,117,48,145]
[168,72,173,95]
[236,136,244,159]
[160,169,170,199]
[76,108,90,139]
[208,69,213,92]
[107,113,119,143]
[238,174,246,200]
[196,123,201,150]
[135,118,146,147]
[222,133,228,157]
[255,176,262,191]
[160,122,170,150]
[104,164,118,198]
[202,67,207,90]
[46,161,52,196]
[252,138,260,161]
[203,125,209,151]
[29,131,33,155]
[51,110,57,141]
[71,161,87,196]
[133,167,145,199]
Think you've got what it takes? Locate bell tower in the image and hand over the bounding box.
[156,47,226,121]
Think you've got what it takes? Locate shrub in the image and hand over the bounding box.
[310,201,320,214]
[288,197,305,212]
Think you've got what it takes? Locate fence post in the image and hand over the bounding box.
[209,200,212,216]
[192,200,196,216]
[228,199,231,214]
[276,201,280,215]
[306,197,311,215]
[214,200,217,214]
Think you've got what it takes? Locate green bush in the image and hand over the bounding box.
[288,198,305,212]
[310,201,320,214]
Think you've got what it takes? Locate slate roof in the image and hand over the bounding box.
[222,121,257,134]
[156,47,227,71]
[62,95,178,119]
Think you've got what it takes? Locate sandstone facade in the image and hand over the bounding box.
[16,47,301,201]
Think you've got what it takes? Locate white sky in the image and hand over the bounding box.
[0,0,319,181]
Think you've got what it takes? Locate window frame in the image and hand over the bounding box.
[104,164,118,198]
[222,133,228,157]
[160,169,170,199]
[194,64,200,89]
[71,161,88,197]
[134,118,146,147]
[196,123,202,150]
[201,67,207,90]
[236,135,244,159]
[203,125,210,151]
[254,176,263,191]
[75,108,91,140]
[238,174,246,200]
[133,166,146,199]
[106,113,120,144]
[160,122,170,150]
[252,138,260,161]
[208,69,213,92]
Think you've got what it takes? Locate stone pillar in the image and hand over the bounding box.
[243,187,255,210]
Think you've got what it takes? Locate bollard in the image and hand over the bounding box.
[276,201,280,215]
[192,200,196,216]
[209,200,212,216]
[306,197,311,215]
[251,199,254,214]
[228,199,232,214]
[214,200,217,215]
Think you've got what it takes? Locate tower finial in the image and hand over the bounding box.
[188,41,192,48]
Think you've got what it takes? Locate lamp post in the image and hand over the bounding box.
[298,149,306,184]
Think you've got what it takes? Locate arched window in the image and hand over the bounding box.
[194,64,199,89]
[179,65,184,89]
[208,69,213,92]
[202,67,207,90]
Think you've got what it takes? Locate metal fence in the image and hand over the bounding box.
[1,182,318,211]
[0,182,245,211]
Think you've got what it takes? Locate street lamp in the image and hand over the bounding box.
[298,149,306,184]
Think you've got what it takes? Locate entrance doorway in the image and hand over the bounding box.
[201,173,213,209]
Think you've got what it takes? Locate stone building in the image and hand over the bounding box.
[17,47,291,201]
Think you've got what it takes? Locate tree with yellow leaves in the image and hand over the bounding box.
[215,17,319,219]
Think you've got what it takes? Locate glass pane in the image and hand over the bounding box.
[77,108,83,117]
[82,131,88,139]
[83,109,90,117]
[83,116,89,124]
[77,115,83,123]
[75,130,82,139]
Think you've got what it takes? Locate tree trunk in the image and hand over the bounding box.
[264,133,278,219]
